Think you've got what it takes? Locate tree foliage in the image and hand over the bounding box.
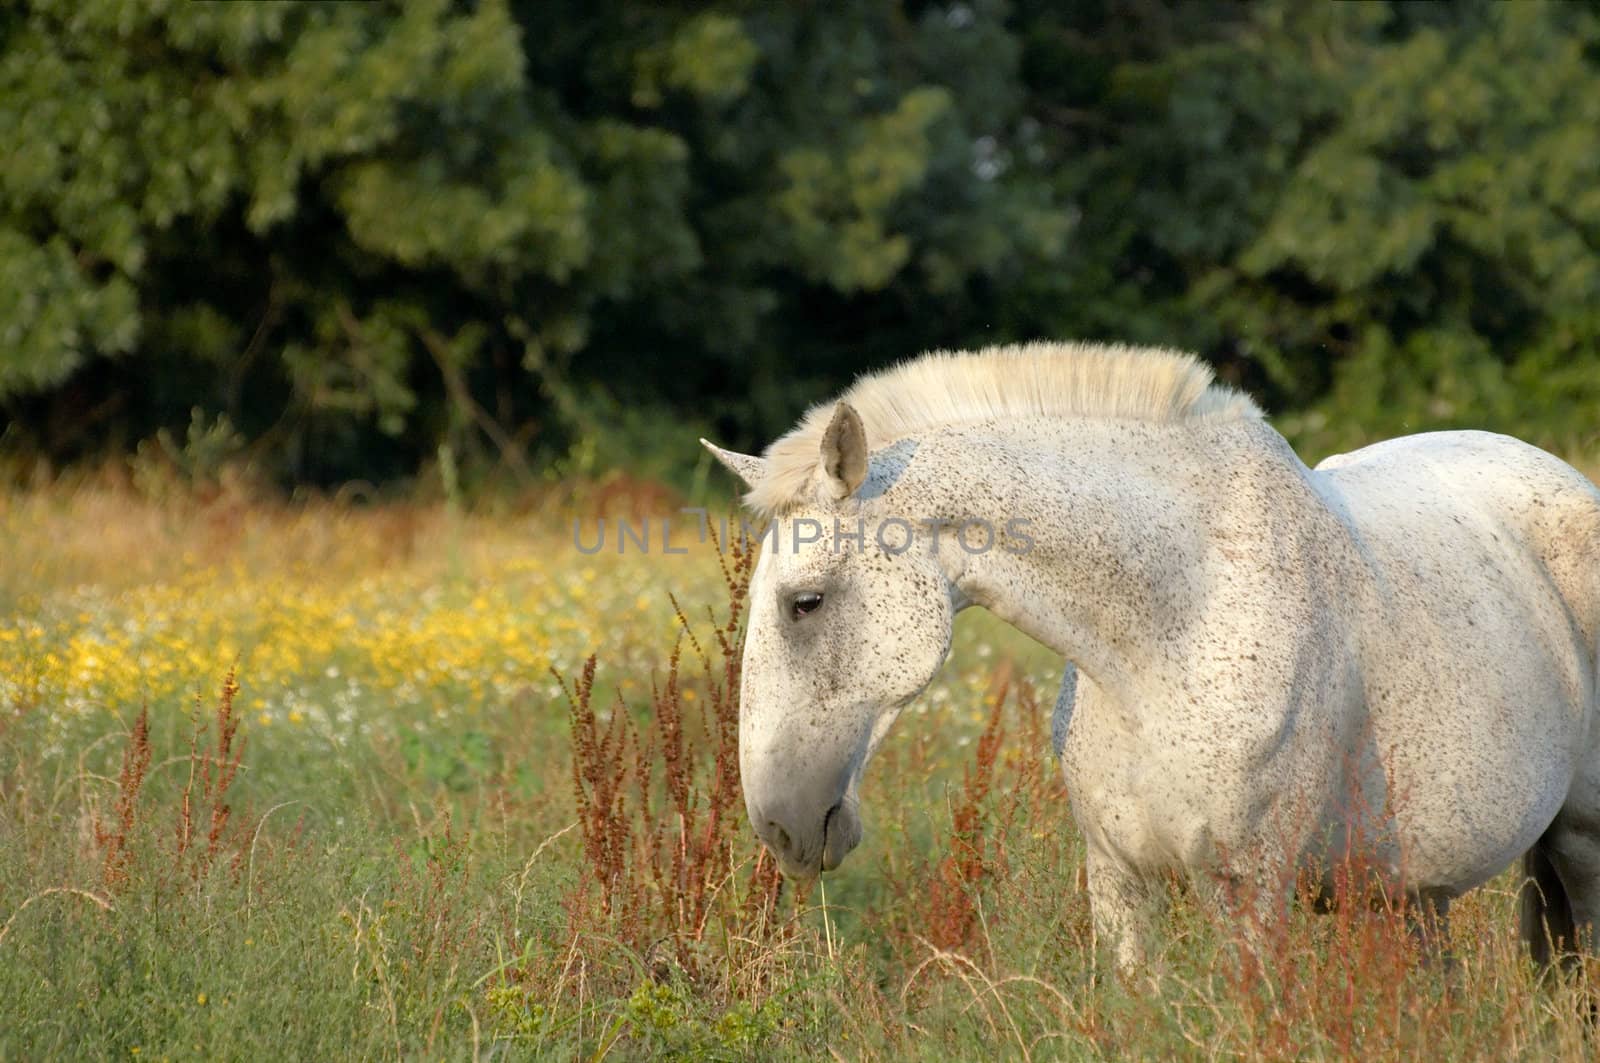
[1,0,1597,485]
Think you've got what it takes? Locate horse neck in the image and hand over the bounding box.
[916,417,1287,702]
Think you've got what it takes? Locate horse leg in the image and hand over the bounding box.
[1521,837,1576,970]
[1055,666,1163,979]
[1523,746,1600,966]
[1407,890,1455,976]
[1527,815,1600,966]
[1085,846,1164,982]
[1524,807,1600,1026]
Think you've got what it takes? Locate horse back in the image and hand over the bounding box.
[1314,429,1600,655]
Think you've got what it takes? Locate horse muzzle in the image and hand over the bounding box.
[751,795,862,878]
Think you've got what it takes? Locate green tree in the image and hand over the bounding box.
[0,0,1068,483]
[2,0,1596,485]
[1017,0,1600,461]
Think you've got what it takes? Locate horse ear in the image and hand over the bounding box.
[820,402,868,499]
[700,439,767,490]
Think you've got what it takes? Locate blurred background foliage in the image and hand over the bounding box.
[2,0,1598,490]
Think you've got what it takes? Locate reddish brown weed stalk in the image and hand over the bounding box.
[889,667,1066,964]
[92,671,252,892]
[1209,749,1448,1060]
[94,706,152,891]
[176,669,246,876]
[560,523,783,981]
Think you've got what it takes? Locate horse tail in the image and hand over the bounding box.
[1520,835,1578,971]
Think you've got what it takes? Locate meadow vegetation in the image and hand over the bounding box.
[2,466,1598,1060]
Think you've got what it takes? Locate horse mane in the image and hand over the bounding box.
[746,340,1261,514]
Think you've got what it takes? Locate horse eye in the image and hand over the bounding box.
[790,592,824,620]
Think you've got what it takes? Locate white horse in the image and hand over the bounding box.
[701,341,1600,974]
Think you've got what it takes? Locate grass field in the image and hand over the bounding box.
[2,472,1597,1061]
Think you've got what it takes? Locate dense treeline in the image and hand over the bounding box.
[2,0,1598,487]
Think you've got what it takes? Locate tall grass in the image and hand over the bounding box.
[0,479,1597,1059]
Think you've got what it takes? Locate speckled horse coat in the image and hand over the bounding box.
[702,341,1600,973]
